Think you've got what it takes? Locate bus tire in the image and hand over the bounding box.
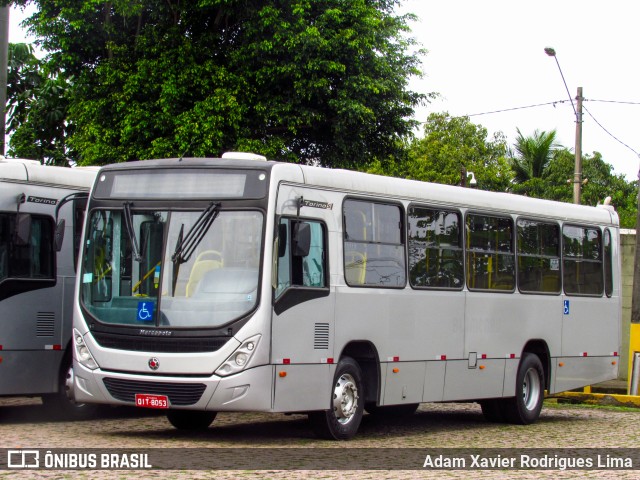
[167,410,217,430]
[503,353,544,425]
[42,354,98,419]
[365,403,419,417]
[309,356,364,440]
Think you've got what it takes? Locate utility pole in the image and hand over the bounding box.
[573,87,583,204]
[0,6,8,156]
[630,168,640,394]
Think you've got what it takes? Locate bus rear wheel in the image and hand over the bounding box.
[167,410,217,430]
[503,353,544,425]
[309,356,364,440]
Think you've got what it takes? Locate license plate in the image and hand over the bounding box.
[134,393,169,409]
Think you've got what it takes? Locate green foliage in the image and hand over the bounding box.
[543,149,637,228]
[10,0,427,167]
[507,130,637,228]
[509,128,558,188]
[366,112,512,192]
[6,43,72,165]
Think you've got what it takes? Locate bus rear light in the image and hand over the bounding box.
[613,352,619,357]
[215,334,261,377]
[73,328,98,370]
[283,358,290,365]
[481,354,487,359]
[582,352,588,357]
[439,355,446,361]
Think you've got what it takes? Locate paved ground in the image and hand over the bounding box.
[0,396,638,479]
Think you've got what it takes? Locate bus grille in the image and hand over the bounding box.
[92,332,230,353]
[103,378,207,406]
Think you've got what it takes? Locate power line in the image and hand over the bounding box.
[588,99,640,106]
[465,100,571,118]
[417,98,640,159]
[420,98,640,154]
[582,105,640,158]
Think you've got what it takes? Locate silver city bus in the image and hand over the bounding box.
[0,158,98,415]
[72,154,620,439]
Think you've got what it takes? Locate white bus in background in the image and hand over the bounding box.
[0,158,98,416]
[72,154,620,439]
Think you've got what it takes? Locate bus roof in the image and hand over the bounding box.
[0,158,98,190]
[95,157,618,226]
[295,164,617,226]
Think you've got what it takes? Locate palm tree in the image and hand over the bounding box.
[510,128,559,183]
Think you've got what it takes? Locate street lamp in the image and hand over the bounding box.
[545,47,583,204]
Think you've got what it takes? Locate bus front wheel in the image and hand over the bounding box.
[309,356,364,440]
[167,410,217,430]
[503,352,544,425]
[42,355,98,419]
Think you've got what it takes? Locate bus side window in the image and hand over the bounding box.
[604,229,613,297]
[562,225,603,296]
[276,218,327,298]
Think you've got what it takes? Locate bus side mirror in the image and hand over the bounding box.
[54,219,66,252]
[292,222,310,257]
[14,213,32,246]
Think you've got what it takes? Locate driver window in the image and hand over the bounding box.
[276,218,327,298]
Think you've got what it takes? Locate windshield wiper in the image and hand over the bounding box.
[123,202,142,262]
[170,202,220,295]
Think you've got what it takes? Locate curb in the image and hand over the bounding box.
[551,391,640,408]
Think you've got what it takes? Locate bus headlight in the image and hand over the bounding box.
[215,335,261,377]
[73,328,99,370]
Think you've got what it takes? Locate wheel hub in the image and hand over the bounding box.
[64,366,76,402]
[332,373,359,424]
[522,367,541,411]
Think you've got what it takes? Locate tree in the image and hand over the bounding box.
[366,112,512,192]
[10,0,427,167]
[543,149,637,228]
[6,42,71,164]
[508,128,558,197]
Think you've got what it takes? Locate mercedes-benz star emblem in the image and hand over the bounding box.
[148,358,160,370]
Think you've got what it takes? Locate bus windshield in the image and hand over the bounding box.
[81,208,263,329]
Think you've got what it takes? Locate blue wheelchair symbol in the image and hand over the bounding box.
[563,300,570,315]
[137,301,154,322]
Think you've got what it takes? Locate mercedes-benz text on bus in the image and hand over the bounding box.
[72,154,620,439]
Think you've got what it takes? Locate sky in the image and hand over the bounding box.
[8,1,640,181]
[398,0,640,181]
